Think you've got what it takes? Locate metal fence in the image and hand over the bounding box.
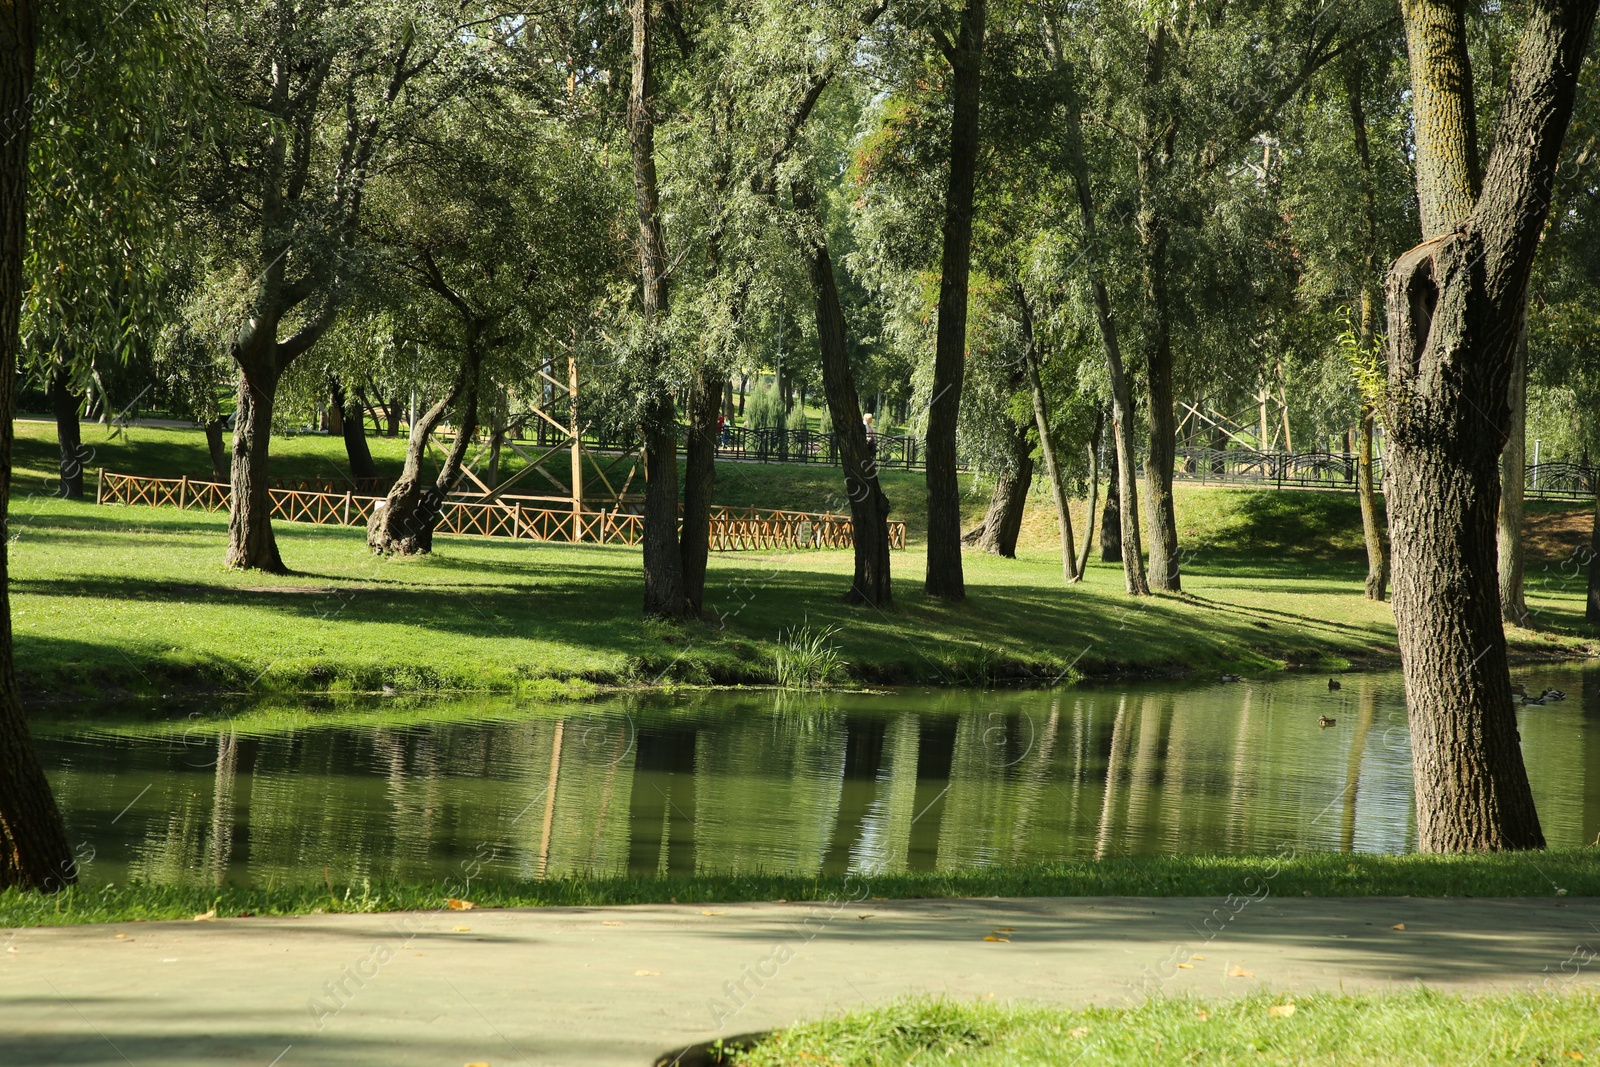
[1167,447,1596,499]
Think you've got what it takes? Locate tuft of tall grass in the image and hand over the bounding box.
[773,622,845,689]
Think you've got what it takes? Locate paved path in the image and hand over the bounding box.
[4,896,1597,1066]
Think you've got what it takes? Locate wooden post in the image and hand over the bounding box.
[342,491,353,526]
[599,508,609,545]
[95,469,105,505]
[177,475,189,510]
[569,355,583,529]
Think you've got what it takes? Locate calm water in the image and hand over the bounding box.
[35,666,1600,888]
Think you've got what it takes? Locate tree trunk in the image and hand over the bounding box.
[1078,408,1103,577]
[799,185,893,606]
[681,362,721,614]
[1587,487,1600,624]
[385,397,400,438]
[368,361,472,557]
[226,361,285,573]
[630,0,685,619]
[1101,443,1122,563]
[1066,94,1147,594]
[924,0,987,601]
[0,0,77,892]
[972,421,1033,558]
[1348,59,1389,602]
[1384,0,1596,851]
[1020,295,1077,581]
[1498,312,1530,625]
[49,363,83,499]
[330,375,380,482]
[204,417,229,483]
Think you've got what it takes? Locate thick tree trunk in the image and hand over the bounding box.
[801,191,892,606]
[49,364,83,499]
[385,397,400,438]
[630,0,685,620]
[226,362,285,573]
[204,417,228,483]
[1078,409,1103,577]
[1101,443,1122,563]
[0,0,76,892]
[681,362,721,614]
[1136,187,1181,592]
[1384,0,1596,851]
[924,0,986,601]
[1498,313,1530,625]
[1020,297,1077,580]
[330,375,380,482]
[1587,488,1600,624]
[972,421,1033,558]
[368,365,471,557]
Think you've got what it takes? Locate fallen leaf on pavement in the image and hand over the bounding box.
[448,899,475,911]
[1267,1004,1296,1018]
[635,969,660,977]
[1391,923,1406,931]
[193,910,216,922]
[1192,955,1205,961]
[1176,963,1194,969]
[1228,966,1254,978]
[701,910,725,916]
[453,926,471,932]
[601,921,626,927]
[983,935,1010,943]
[464,1061,490,1066]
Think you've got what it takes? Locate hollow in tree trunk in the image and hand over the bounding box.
[1383,0,1596,851]
[799,185,893,606]
[49,363,83,499]
[924,0,986,601]
[0,0,76,892]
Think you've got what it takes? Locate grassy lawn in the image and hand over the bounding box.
[8,422,1597,699]
[731,992,1600,1066]
[2,849,1594,927]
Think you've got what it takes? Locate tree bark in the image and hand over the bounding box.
[1078,408,1103,577]
[330,375,380,482]
[204,417,229,483]
[226,359,285,573]
[924,0,986,601]
[1347,58,1389,602]
[1101,442,1122,563]
[49,363,83,499]
[799,186,893,606]
[1587,487,1600,624]
[630,0,684,619]
[0,0,76,892]
[680,362,721,614]
[1065,93,1147,594]
[1020,293,1078,581]
[1384,0,1597,851]
[971,420,1033,558]
[368,358,475,557]
[1498,312,1530,625]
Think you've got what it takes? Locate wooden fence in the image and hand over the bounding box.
[96,471,905,552]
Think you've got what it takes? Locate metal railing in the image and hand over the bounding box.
[1166,447,1596,500]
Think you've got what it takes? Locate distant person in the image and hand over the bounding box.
[863,412,876,455]
[717,413,728,445]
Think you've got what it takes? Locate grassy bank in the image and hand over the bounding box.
[732,992,1600,1067]
[2,850,1594,927]
[9,421,1597,699]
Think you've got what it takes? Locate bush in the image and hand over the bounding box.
[746,383,783,430]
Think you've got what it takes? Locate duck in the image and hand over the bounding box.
[1327,678,1341,691]
[1318,715,1337,728]
[1220,673,1242,683]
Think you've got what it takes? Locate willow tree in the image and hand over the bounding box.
[1384,0,1597,851]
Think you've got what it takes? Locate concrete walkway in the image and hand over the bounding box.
[4,896,1596,1066]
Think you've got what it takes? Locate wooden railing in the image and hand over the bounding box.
[96,472,905,551]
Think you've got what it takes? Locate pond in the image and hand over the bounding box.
[34,665,1600,888]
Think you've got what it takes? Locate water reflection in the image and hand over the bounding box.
[36,666,1600,889]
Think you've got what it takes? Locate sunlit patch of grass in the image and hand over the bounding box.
[735,992,1600,1066]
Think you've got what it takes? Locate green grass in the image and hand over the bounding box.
[732,992,1600,1066]
[2,850,1594,928]
[9,421,1597,699]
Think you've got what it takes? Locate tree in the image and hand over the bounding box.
[922,0,987,600]
[1383,0,1598,851]
[0,0,75,892]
